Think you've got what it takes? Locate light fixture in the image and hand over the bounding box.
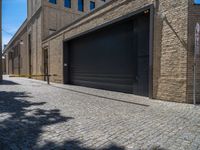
[20,40,24,45]
[144,10,149,14]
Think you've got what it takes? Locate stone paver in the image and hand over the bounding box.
[0,76,200,150]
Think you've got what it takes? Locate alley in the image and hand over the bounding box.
[0,76,200,150]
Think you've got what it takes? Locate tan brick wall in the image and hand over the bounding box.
[19,32,28,75]
[7,51,13,74]
[28,13,43,79]
[42,5,83,39]
[42,0,109,39]
[27,0,42,19]
[2,57,6,74]
[48,36,64,83]
[4,0,194,103]
[187,1,200,103]
[43,0,189,103]
[154,0,188,103]
[3,30,28,76]
[4,53,9,74]
[3,0,109,79]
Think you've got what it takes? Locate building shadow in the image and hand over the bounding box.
[38,140,126,150]
[0,91,166,150]
[51,85,149,107]
[0,80,20,85]
[0,91,73,149]
[0,91,128,150]
[38,140,168,150]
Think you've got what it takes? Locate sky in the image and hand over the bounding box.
[195,0,200,3]
[2,0,27,49]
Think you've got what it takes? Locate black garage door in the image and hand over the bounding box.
[64,12,150,96]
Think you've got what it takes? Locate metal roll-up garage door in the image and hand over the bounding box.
[64,12,150,96]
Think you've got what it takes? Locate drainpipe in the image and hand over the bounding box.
[194,23,200,105]
[193,58,196,105]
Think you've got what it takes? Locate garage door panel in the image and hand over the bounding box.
[70,72,135,84]
[72,80,134,93]
[69,32,136,75]
[64,13,150,96]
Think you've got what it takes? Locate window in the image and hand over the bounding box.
[64,0,71,8]
[194,0,200,4]
[49,0,56,4]
[90,1,95,10]
[78,0,84,12]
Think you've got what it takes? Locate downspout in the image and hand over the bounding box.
[194,22,200,105]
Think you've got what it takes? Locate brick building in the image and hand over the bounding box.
[3,0,108,77]
[0,0,2,81]
[3,0,200,103]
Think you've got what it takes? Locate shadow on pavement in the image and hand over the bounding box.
[51,85,149,107]
[0,91,127,150]
[0,91,72,149]
[40,140,125,150]
[0,80,20,85]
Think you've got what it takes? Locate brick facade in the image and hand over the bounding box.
[3,0,108,79]
[41,0,192,103]
[3,0,200,103]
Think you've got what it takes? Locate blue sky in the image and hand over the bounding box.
[195,0,200,3]
[2,0,27,49]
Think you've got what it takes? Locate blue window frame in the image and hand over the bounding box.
[194,0,200,4]
[64,0,71,8]
[49,0,57,4]
[90,1,95,11]
[78,0,84,12]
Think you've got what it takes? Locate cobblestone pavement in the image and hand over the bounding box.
[0,76,200,150]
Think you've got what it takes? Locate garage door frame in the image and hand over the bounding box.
[63,4,154,98]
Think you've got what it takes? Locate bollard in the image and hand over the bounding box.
[47,75,50,85]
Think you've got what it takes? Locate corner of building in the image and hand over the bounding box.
[152,0,189,103]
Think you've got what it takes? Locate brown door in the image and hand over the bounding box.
[43,49,48,81]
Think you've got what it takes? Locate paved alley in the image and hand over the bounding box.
[0,76,200,150]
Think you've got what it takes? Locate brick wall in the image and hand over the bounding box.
[2,57,6,74]
[19,32,28,75]
[3,30,28,76]
[42,0,109,39]
[42,0,190,103]
[154,0,188,102]
[27,13,43,79]
[3,0,194,103]
[27,0,42,19]
[3,0,109,78]
[48,36,64,83]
